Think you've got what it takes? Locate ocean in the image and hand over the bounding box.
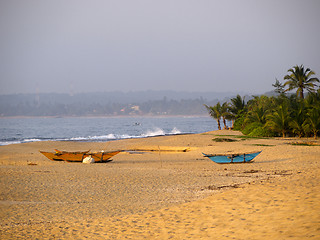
[0,116,218,146]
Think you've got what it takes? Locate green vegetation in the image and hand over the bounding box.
[212,138,237,142]
[289,142,320,146]
[234,135,268,140]
[284,65,319,99]
[204,103,223,130]
[205,65,320,138]
[250,144,275,147]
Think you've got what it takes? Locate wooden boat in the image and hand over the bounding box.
[54,149,90,154]
[202,151,261,164]
[40,149,121,163]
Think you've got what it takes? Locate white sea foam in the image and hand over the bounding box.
[142,128,165,137]
[23,138,42,143]
[0,141,22,146]
[70,134,116,141]
[171,127,181,134]
[0,128,182,146]
[88,134,117,140]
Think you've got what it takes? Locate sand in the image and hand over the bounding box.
[0,130,319,239]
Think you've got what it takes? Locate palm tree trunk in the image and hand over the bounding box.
[216,119,221,130]
[222,117,227,129]
[300,90,304,99]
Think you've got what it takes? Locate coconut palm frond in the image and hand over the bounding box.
[283,65,319,99]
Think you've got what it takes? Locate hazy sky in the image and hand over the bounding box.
[1,0,320,95]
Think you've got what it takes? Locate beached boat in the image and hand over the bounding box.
[40,149,121,163]
[202,151,261,164]
[54,149,90,154]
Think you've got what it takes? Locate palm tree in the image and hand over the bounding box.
[228,95,246,128]
[307,106,320,139]
[283,65,319,99]
[229,95,245,116]
[221,102,230,129]
[245,105,267,125]
[289,102,308,138]
[272,79,285,94]
[244,96,269,125]
[204,103,222,130]
[266,103,291,138]
[306,87,320,105]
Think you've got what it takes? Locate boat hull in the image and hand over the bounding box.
[40,150,121,162]
[203,151,261,164]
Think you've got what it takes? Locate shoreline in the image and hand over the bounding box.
[1,130,319,239]
[1,116,213,146]
[0,131,196,147]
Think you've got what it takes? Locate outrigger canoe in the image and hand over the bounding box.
[202,151,261,164]
[40,149,121,163]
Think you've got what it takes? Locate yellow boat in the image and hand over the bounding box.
[40,149,121,163]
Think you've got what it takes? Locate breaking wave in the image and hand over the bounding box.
[0,127,183,146]
[0,116,216,146]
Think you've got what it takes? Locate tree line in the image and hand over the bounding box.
[205,65,320,138]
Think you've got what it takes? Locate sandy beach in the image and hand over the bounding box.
[0,130,319,239]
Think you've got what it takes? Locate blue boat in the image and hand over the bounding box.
[202,151,262,164]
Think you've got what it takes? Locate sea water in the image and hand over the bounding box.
[0,116,218,146]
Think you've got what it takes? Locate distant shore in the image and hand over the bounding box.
[1,130,319,239]
[0,114,209,119]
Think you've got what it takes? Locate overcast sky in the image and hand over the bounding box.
[1,0,320,95]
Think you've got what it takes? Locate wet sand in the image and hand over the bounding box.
[0,130,319,239]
